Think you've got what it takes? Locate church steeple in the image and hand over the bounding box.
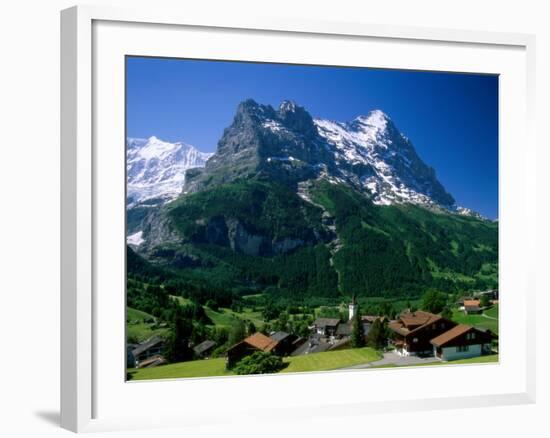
[348,294,358,321]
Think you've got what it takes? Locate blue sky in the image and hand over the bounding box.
[126,57,499,219]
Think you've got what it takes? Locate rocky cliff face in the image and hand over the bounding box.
[128,99,483,259]
[183,99,457,211]
[183,99,337,193]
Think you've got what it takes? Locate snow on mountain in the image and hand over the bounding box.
[454,206,484,219]
[313,110,456,208]
[126,136,213,207]
[132,101,482,220]
[127,230,144,246]
[181,99,482,217]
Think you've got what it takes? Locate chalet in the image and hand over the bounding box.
[226,332,279,368]
[131,336,165,367]
[388,311,456,357]
[312,318,340,336]
[335,321,371,339]
[431,324,494,361]
[193,340,216,358]
[463,299,482,314]
[136,355,167,369]
[270,331,299,356]
[456,296,473,307]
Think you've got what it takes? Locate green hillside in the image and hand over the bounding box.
[310,180,498,297]
[130,179,497,306]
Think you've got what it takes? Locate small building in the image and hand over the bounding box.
[431,324,494,361]
[312,318,340,336]
[131,336,165,367]
[226,332,279,368]
[388,310,456,357]
[335,321,371,339]
[463,299,482,314]
[136,355,167,369]
[270,331,298,356]
[193,340,216,358]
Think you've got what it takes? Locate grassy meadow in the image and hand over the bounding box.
[128,347,380,380]
[451,304,499,335]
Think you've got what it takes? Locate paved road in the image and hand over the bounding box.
[345,351,440,369]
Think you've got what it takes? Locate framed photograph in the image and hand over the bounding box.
[61,5,536,433]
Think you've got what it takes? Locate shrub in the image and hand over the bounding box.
[232,351,284,375]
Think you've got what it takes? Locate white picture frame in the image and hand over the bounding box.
[61,4,537,433]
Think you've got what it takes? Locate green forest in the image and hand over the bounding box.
[130,179,497,310]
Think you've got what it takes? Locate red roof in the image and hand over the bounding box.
[430,324,472,347]
[464,299,481,308]
[388,311,442,336]
[243,332,279,352]
[399,310,441,328]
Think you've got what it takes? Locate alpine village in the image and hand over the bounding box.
[126,100,499,380]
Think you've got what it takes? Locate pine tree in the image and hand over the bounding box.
[367,318,385,349]
[165,308,193,363]
[228,319,246,346]
[441,306,452,320]
[247,321,257,336]
[351,305,365,348]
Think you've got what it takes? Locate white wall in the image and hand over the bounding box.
[441,345,483,361]
[1,1,548,438]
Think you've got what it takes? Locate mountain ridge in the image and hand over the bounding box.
[127,100,484,218]
[125,99,497,300]
[180,99,478,217]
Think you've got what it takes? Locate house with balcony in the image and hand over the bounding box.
[431,324,494,361]
[388,310,456,357]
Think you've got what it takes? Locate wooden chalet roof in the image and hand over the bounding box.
[270,331,291,342]
[131,336,164,357]
[193,340,216,355]
[464,299,481,310]
[136,355,167,369]
[313,318,340,328]
[430,324,486,347]
[388,320,410,336]
[243,332,279,352]
[388,311,441,336]
[399,311,441,328]
[431,324,471,347]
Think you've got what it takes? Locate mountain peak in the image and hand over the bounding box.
[279,100,298,113]
[351,109,390,131]
[237,98,260,111]
[276,100,316,137]
[181,99,458,212]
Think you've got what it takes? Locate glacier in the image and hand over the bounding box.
[126,136,213,207]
